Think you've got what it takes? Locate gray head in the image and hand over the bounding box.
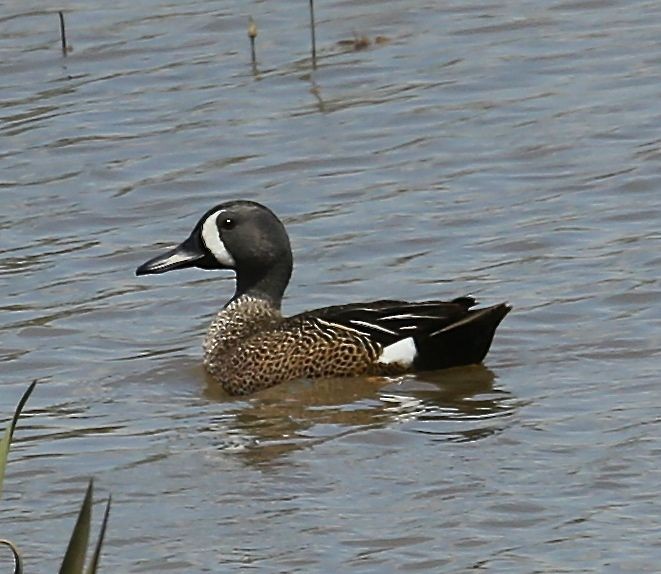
[136,200,293,305]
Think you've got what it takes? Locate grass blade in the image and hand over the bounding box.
[85,495,111,574]
[0,539,23,574]
[59,479,93,574]
[0,380,37,499]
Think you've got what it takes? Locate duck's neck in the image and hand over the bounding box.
[233,258,292,309]
[203,258,292,365]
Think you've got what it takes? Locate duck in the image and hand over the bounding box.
[136,200,511,395]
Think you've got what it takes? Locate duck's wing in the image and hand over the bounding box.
[292,296,478,347]
[289,296,510,371]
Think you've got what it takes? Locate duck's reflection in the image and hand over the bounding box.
[203,365,516,464]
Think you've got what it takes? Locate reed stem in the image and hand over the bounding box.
[58,11,67,56]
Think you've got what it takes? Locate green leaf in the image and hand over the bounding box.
[0,538,23,574]
[85,495,111,574]
[59,479,93,574]
[0,382,111,573]
[0,380,37,499]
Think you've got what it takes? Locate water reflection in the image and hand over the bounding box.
[204,365,516,464]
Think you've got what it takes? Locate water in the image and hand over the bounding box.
[1,0,660,571]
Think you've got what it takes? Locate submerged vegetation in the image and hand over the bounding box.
[0,382,111,573]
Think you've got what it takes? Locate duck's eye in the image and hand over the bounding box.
[219,217,236,230]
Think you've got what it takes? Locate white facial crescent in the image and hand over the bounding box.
[201,211,236,267]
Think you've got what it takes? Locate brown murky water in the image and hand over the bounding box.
[1,1,660,572]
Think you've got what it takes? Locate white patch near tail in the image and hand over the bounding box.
[377,337,417,367]
[201,211,236,267]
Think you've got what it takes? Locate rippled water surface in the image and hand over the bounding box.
[2,0,660,572]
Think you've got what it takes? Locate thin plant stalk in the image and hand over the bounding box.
[248,16,257,67]
[309,0,317,68]
[58,11,68,55]
[85,495,112,574]
[0,380,37,499]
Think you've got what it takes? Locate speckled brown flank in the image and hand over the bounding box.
[203,296,402,395]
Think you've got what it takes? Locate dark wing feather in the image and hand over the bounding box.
[292,297,477,347]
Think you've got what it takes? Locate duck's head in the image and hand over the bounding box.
[136,200,293,304]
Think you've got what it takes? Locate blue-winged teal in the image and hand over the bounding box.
[136,201,510,395]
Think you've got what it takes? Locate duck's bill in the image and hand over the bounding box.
[136,235,205,276]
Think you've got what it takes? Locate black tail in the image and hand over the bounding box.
[413,303,511,371]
